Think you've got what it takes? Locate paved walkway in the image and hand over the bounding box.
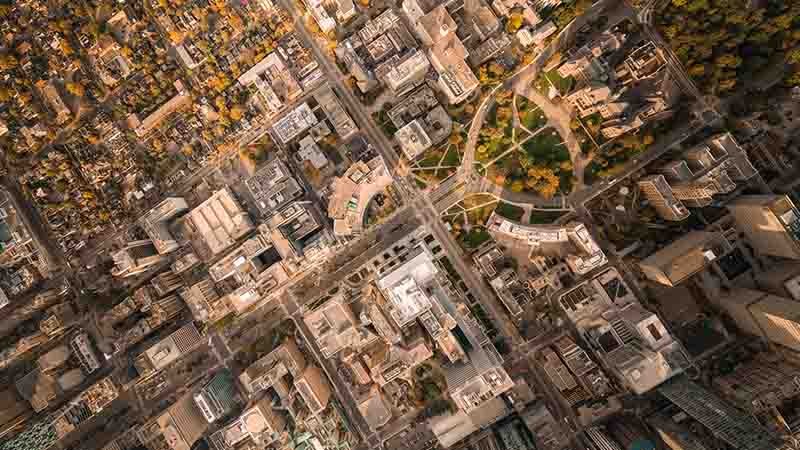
[443,0,621,211]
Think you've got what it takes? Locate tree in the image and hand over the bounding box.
[66,82,85,97]
[229,106,244,121]
[788,48,800,65]
[506,12,524,33]
[0,54,18,71]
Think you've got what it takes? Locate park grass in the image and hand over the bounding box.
[529,209,566,224]
[519,105,547,131]
[522,128,569,163]
[495,202,524,221]
[418,151,443,168]
[460,226,491,249]
[442,145,461,166]
[466,202,497,225]
[542,69,575,96]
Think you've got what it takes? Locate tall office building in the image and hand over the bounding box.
[712,352,800,413]
[638,175,690,221]
[640,133,758,221]
[639,231,733,287]
[138,197,189,255]
[657,377,781,450]
[584,426,623,450]
[294,365,331,415]
[710,287,800,353]
[111,240,165,278]
[728,195,800,259]
[194,369,240,424]
[647,413,710,450]
[134,322,203,377]
[208,396,286,450]
[151,270,184,297]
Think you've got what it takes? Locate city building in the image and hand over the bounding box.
[541,347,589,405]
[101,285,156,325]
[727,195,800,259]
[638,175,690,221]
[522,402,568,450]
[16,368,59,413]
[585,426,623,450]
[194,369,241,423]
[111,240,164,277]
[642,133,759,222]
[294,365,332,415]
[139,394,207,450]
[0,388,31,441]
[638,231,733,287]
[395,120,432,161]
[207,227,290,312]
[134,323,203,377]
[239,339,307,395]
[517,21,557,48]
[712,351,800,413]
[171,251,200,274]
[444,315,514,413]
[618,41,665,83]
[298,136,328,170]
[238,52,302,118]
[582,303,688,395]
[139,197,189,254]
[272,102,318,144]
[70,332,100,374]
[51,377,119,440]
[0,189,48,276]
[114,295,184,354]
[303,295,373,358]
[565,83,614,118]
[657,376,782,450]
[328,157,393,236]
[180,278,233,324]
[40,302,78,337]
[357,389,392,430]
[416,6,479,104]
[754,261,800,300]
[647,412,711,450]
[208,396,286,450]
[709,287,800,353]
[183,187,255,260]
[556,31,623,80]
[151,270,184,297]
[313,84,357,140]
[267,202,335,271]
[382,50,431,94]
[486,214,607,275]
[89,36,133,86]
[244,158,304,217]
[0,415,56,450]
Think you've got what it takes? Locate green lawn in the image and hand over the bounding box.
[460,226,491,249]
[442,146,460,166]
[529,209,567,224]
[495,202,524,221]
[418,151,442,168]
[543,69,575,96]
[520,107,547,131]
[522,128,568,163]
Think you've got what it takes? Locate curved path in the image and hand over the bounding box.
[441,0,621,210]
